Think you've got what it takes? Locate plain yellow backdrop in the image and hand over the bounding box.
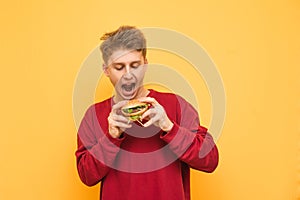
[0,0,299,200]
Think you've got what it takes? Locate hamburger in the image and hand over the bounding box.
[121,99,149,122]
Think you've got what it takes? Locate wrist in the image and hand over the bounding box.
[109,126,121,138]
[161,121,174,132]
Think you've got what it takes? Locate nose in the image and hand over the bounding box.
[123,65,133,79]
[125,65,131,73]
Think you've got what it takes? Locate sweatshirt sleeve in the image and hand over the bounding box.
[75,105,125,186]
[160,96,219,173]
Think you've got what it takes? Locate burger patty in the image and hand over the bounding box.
[123,105,147,114]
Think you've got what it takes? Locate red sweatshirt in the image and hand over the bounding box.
[76,89,219,200]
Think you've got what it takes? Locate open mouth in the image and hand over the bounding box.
[122,83,136,92]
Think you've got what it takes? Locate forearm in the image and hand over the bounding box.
[161,122,219,172]
[76,145,110,186]
[76,133,124,186]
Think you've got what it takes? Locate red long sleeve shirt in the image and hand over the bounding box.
[75,89,219,200]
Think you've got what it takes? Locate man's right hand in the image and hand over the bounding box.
[108,100,132,138]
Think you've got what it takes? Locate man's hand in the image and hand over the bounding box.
[139,97,174,132]
[108,100,132,138]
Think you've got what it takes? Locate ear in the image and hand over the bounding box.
[144,57,148,64]
[103,64,109,76]
[143,58,148,71]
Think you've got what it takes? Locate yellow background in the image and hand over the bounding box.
[0,0,299,200]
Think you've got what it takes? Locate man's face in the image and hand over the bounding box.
[104,49,148,100]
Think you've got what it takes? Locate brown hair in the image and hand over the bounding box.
[100,25,147,64]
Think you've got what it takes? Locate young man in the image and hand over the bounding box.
[75,26,219,200]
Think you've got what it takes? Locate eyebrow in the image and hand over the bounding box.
[111,60,142,66]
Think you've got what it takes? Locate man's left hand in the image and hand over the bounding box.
[138,97,174,132]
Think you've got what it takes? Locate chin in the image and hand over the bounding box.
[119,90,137,100]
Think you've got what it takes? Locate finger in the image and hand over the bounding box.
[140,108,156,120]
[111,113,131,124]
[143,114,161,127]
[108,114,131,128]
[110,120,132,129]
[111,100,129,112]
[142,118,154,127]
[138,97,159,106]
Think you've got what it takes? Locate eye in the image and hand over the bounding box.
[131,62,141,68]
[113,64,124,71]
